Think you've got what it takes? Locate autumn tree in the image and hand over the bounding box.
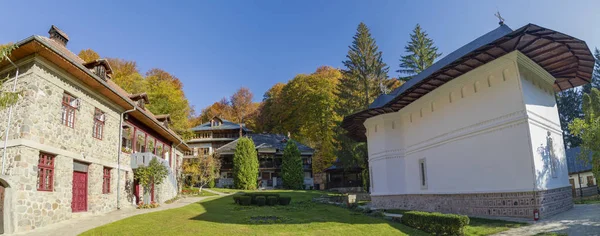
[198,98,234,123]
[78,49,100,63]
[182,154,221,192]
[397,24,442,81]
[233,137,258,190]
[230,87,254,123]
[255,83,286,133]
[281,141,303,189]
[146,68,183,90]
[145,74,192,137]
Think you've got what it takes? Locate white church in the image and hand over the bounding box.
[342,23,594,219]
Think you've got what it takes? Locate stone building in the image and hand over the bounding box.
[0,25,190,234]
[342,23,594,220]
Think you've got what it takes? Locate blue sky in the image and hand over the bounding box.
[1,0,599,113]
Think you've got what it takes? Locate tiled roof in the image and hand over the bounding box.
[342,23,595,141]
[19,31,190,151]
[216,133,314,154]
[566,146,593,174]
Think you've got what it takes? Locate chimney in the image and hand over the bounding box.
[48,25,69,46]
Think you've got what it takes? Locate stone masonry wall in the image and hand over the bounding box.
[371,186,573,219]
[0,57,133,233]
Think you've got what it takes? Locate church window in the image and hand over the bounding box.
[419,158,427,189]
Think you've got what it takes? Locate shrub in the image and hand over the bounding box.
[233,137,258,190]
[233,196,241,204]
[279,196,292,205]
[281,141,304,189]
[256,196,266,206]
[266,196,278,206]
[401,211,470,235]
[243,193,280,204]
[208,179,215,188]
[239,196,252,206]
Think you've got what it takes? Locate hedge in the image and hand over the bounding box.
[256,196,266,206]
[243,193,280,204]
[239,196,252,206]
[279,196,292,205]
[400,211,470,235]
[233,196,241,204]
[266,196,278,206]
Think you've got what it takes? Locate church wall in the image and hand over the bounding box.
[366,52,535,195]
[518,61,570,191]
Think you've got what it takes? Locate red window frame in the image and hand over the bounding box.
[61,93,77,128]
[93,108,105,140]
[37,153,55,191]
[102,167,111,194]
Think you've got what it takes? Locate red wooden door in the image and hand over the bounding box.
[0,185,4,234]
[72,171,88,212]
[134,179,140,204]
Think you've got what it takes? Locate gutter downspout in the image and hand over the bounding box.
[117,107,136,209]
[1,55,20,175]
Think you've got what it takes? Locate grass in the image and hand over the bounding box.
[207,187,245,194]
[465,217,527,236]
[383,209,526,236]
[82,190,427,236]
[573,195,600,204]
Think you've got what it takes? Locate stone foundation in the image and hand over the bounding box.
[371,186,572,219]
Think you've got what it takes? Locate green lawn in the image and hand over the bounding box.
[81,190,427,236]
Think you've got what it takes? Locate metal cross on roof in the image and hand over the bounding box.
[494,11,505,25]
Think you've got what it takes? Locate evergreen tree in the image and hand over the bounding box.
[281,141,303,189]
[556,89,583,148]
[341,22,390,110]
[336,22,390,192]
[582,48,600,93]
[233,137,258,190]
[397,24,442,81]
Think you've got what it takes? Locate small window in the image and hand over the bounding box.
[419,158,427,189]
[37,153,55,191]
[61,93,77,128]
[102,167,111,194]
[121,126,133,153]
[93,108,105,140]
[587,176,595,187]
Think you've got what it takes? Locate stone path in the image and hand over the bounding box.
[202,188,232,196]
[10,196,212,236]
[493,204,600,236]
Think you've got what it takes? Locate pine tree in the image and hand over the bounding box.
[556,89,583,148]
[582,48,600,94]
[397,24,442,81]
[233,137,258,190]
[341,22,390,110]
[336,22,390,192]
[281,141,303,189]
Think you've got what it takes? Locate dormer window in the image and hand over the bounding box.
[83,59,113,81]
[95,65,106,80]
[128,93,149,110]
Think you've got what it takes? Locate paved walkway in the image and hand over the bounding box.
[202,188,231,196]
[10,196,211,236]
[493,204,600,236]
